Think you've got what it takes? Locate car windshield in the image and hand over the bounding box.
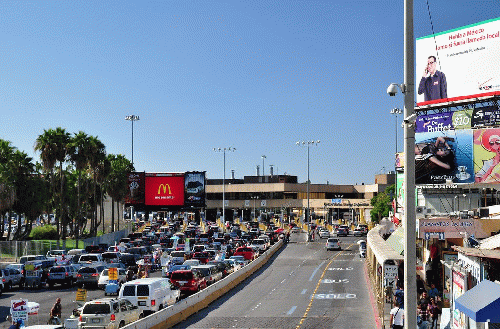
[171,271,193,280]
[80,255,99,262]
[79,267,97,273]
[82,303,110,314]
[50,267,66,273]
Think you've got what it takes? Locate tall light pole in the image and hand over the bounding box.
[252,196,259,221]
[296,140,320,240]
[387,0,415,326]
[125,115,140,165]
[390,108,402,155]
[390,108,402,214]
[261,155,266,176]
[213,147,236,232]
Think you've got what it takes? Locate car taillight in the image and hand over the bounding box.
[65,272,69,276]
[151,300,156,306]
[77,274,82,277]
[110,314,115,321]
[47,273,50,276]
[21,270,24,275]
[91,273,99,277]
[79,315,82,322]
[2,278,5,283]
[188,279,195,286]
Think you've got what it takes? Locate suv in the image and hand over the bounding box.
[170,270,207,293]
[79,298,141,329]
[0,268,23,290]
[191,265,222,286]
[47,265,76,288]
[77,266,106,288]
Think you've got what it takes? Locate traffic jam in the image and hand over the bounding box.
[3,218,285,328]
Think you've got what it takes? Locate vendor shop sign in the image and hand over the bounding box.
[458,253,481,282]
[11,299,28,321]
[419,218,475,239]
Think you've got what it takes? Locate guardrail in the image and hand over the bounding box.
[123,239,284,329]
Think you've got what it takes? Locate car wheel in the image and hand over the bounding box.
[77,283,83,288]
[119,321,125,328]
[48,282,54,289]
[139,313,144,319]
[6,281,11,291]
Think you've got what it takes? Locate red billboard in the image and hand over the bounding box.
[145,174,185,206]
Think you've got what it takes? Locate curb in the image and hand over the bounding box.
[364,261,382,329]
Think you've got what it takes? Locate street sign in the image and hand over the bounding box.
[384,265,398,279]
[108,268,118,281]
[76,288,87,302]
[424,231,445,240]
[11,299,28,321]
[384,278,397,288]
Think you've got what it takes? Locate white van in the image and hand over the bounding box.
[119,277,180,315]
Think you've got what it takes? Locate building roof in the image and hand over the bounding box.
[479,233,500,250]
[452,246,500,260]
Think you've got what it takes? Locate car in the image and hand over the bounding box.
[78,297,141,329]
[170,269,207,293]
[46,265,76,288]
[223,259,242,272]
[356,224,369,235]
[192,252,210,264]
[249,239,267,253]
[182,259,201,267]
[233,247,256,261]
[98,268,128,289]
[0,268,23,290]
[207,260,231,277]
[291,226,300,233]
[163,264,192,278]
[326,238,341,251]
[76,265,106,288]
[352,228,364,237]
[318,229,330,239]
[191,264,223,286]
[229,255,249,267]
[120,278,180,314]
[335,227,348,237]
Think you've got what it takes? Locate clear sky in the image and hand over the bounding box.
[1,0,499,185]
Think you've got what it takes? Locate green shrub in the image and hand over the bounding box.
[30,225,58,240]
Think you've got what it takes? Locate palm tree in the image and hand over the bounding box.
[106,154,134,232]
[87,136,106,236]
[34,127,71,245]
[0,139,17,235]
[68,131,92,247]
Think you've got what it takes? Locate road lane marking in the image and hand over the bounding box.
[301,289,307,295]
[295,242,355,329]
[308,261,325,281]
[287,306,297,315]
[322,279,349,283]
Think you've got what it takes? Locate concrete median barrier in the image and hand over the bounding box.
[123,240,284,329]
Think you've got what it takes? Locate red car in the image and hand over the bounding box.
[233,247,256,261]
[170,270,207,293]
[192,252,210,264]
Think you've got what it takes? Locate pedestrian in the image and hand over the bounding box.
[428,283,440,300]
[417,303,430,329]
[416,274,426,295]
[394,284,404,309]
[389,301,404,329]
[419,291,430,310]
[428,297,441,329]
[8,319,23,329]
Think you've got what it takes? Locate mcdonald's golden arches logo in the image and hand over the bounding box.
[157,184,172,195]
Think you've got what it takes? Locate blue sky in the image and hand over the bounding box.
[1,0,499,185]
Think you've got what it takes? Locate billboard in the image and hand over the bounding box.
[416,17,500,107]
[124,172,145,204]
[145,173,185,206]
[474,128,500,183]
[184,172,206,206]
[415,130,474,185]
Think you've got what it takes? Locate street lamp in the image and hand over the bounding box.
[125,115,140,165]
[261,155,267,176]
[251,196,259,221]
[296,140,320,240]
[390,108,402,155]
[386,0,416,326]
[213,147,236,232]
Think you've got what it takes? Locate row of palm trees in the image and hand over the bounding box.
[0,127,134,245]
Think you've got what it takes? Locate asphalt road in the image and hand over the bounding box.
[0,268,163,328]
[173,232,375,329]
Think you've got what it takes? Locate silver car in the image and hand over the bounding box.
[79,297,141,329]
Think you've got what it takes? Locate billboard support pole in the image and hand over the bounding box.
[403,0,416,328]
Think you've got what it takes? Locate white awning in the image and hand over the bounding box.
[367,225,404,266]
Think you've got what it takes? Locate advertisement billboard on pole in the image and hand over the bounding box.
[416,17,500,107]
[145,173,185,206]
[184,172,206,206]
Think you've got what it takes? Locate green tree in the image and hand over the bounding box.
[370,184,395,224]
[106,154,134,232]
[87,136,106,236]
[34,127,71,245]
[0,139,17,236]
